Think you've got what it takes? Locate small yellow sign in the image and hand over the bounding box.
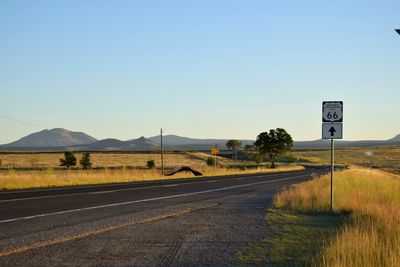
[211,148,219,155]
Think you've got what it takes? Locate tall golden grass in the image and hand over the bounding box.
[292,147,400,174]
[0,165,303,190]
[0,152,217,169]
[273,167,400,266]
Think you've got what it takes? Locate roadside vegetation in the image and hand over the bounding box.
[0,152,217,169]
[0,164,303,190]
[238,167,400,266]
[292,147,400,174]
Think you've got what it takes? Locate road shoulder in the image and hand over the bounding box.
[235,208,345,266]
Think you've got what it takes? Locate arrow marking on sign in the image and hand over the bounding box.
[329,126,336,137]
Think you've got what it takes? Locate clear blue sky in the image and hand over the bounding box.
[1,0,399,144]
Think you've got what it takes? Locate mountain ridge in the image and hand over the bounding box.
[2,128,97,147]
[1,128,399,151]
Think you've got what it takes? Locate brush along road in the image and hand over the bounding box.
[0,167,329,266]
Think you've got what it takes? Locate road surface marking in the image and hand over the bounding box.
[0,203,218,258]
[161,184,179,187]
[88,190,116,195]
[0,173,315,224]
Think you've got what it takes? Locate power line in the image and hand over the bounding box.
[0,115,45,129]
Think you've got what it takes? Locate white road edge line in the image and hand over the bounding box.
[0,174,313,224]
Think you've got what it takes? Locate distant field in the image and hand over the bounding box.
[0,151,303,189]
[292,147,400,174]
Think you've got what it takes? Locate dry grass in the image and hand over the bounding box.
[273,167,400,267]
[292,147,400,174]
[0,152,218,169]
[0,151,303,190]
[0,164,303,190]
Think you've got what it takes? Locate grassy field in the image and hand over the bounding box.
[238,167,400,266]
[0,165,303,190]
[0,151,303,190]
[292,146,400,174]
[0,151,235,169]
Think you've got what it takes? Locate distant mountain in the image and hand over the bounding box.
[1,129,399,151]
[1,128,97,148]
[77,137,160,151]
[389,134,400,142]
[149,134,400,150]
[293,137,400,149]
[147,135,254,150]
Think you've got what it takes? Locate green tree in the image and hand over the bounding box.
[226,139,241,167]
[255,128,293,168]
[60,152,77,169]
[226,140,242,151]
[80,152,92,170]
[147,160,156,169]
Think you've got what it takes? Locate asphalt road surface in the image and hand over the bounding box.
[0,167,329,266]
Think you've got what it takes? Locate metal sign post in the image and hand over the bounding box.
[160,128,164,175]
[322,101,343,214]
[330,138,334,213]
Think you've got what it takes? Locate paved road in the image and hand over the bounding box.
[0,167,329,266]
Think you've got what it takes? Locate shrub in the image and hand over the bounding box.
[60,152,77,169]
[147,160,156,169]
[206,157,216,166]
[80,152,92,170]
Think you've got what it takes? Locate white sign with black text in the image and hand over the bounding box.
[322,123,343,139]
[322,101,343,122]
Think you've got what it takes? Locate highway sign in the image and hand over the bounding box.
[211,148,219,155]
[322,101,343,214]
[322,123,343,139]
[322,101,343,122]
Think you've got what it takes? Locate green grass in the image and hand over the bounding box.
[236,208,344,266]
[238,167,400,266]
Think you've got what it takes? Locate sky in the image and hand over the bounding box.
[1,0,399,144]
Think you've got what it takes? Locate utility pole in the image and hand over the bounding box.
[235,148,238,168]
[160,128,164,175]
[215,144,218,168]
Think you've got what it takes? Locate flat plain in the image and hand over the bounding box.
[292,147,400,174]
[0,151,302,189]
